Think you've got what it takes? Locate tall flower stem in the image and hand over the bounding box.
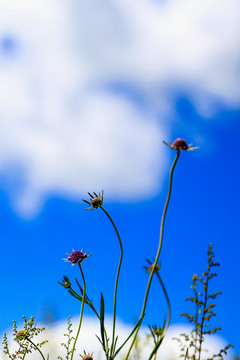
[125,150,180,360]
[70,263,86,360]
[26,338,46,360]
[156,273,171,340]
[100,205,123,358]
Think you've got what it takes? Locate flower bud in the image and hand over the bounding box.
[91,197,103,208]
[64,279,71,288]
[149,263,160,273]
[192,274,197,281]
[16,330,28,340]
[82,354,93,360]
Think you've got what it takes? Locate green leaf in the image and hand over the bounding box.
[67,290,83,302]
[114,315,145,358]
[100,293,105,349]
[148,337,164,360]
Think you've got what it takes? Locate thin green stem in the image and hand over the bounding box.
[100,205,123,358]
[125,150,180,360]
[13,340,28,360]
[26,338,45,360]
[147,271,172,360]
[156,272,171,339]
[152,353,157,360]
[70,264,86,360]
[69,287,100,319]
[198,272,209,360]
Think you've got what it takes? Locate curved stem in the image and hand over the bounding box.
[125,150,180,360]
[156,272,171,339]
[70,264,86,360]
[26,338,46,360]
[100,205,123,358]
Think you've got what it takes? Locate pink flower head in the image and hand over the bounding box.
[67,250,87,264]
[82,355,93,360]
[171,138,189,150]
[163,138,199,151]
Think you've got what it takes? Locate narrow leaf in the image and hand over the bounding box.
[114,315,145,357]
[100,293,105,349]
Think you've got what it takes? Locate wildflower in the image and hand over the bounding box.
[58,276,71,288]
[63,250,89,265]
[83,191,104,210]
[81,351,94,360]
[143,259,161,274]
[163,138,199,151]
[82,355,93,360]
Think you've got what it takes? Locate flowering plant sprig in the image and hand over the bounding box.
[174,243,233,360]
[163,138,199,151]
[63,250,90,265]
[2,316,48,360]
[83,191,104,210]
[63,250,88,360]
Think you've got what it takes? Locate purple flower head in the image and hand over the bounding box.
[82,355,93,360]
[81,351,94,360]
[163,138,199,151]
[67,250,87,264]
[171,138,189,150]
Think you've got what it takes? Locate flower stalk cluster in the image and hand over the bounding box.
[3,138,232,360]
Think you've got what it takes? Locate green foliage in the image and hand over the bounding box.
[58,316,75,360]
[174,243,233,360]
[2,316,47,360]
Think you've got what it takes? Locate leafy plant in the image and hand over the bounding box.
[174,243,233,360]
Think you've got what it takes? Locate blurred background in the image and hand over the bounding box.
[0,0,239,358]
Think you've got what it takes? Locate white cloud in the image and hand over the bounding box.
[0,0,239,215]
[2,317,234,359]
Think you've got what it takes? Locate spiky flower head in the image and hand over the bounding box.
[63,250,89,265]
[143,259,161,274]
[16,330,28,340]
[83,191,104,210]
[80,351,94,360]
[163,138,199,151]
[58,275,71,288]
[82,355,93,360]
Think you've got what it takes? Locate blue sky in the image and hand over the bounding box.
[0,0,240,358]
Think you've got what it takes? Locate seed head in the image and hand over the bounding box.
[83,191,104,210]
[16,330,28,340]
[143,259,161,274]
[148,263,160,273]
[91,197,103,208]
